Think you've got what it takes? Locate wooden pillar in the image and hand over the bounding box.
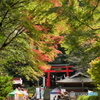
[66,67,69,77]
[46,72,51,87]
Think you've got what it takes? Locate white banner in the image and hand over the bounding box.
[41,87,44,99]
[36,87,40,99]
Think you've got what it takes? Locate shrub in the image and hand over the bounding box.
[0,74,13,100]
[77,95,100,100]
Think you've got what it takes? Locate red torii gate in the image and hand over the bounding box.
[44,66,74,87]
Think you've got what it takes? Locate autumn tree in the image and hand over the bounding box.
[23,0,100,88]
[0,0,63,81]
[23,0,100,69]
[0,33,62,81]
[36,0,100,68]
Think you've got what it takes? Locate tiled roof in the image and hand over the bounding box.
[56,77,93,83]
[56,72,92,83]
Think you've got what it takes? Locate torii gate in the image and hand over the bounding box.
[44,65,74,87]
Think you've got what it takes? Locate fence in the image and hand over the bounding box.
[75,92,88,96]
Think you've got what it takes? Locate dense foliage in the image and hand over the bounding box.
[77,95,100,100]
[0,0,63,81]
[88,57,100,89]
[0,0,28,51]
[0,74,13,100]
[22,0,100,69]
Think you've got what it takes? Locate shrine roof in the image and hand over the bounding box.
[70,71,90,78]
[56,71,92,83]
[13,78,22,80]
[56,77,93,83]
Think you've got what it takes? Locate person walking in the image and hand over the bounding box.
[60,93,64,100]
[63,92,70,100]
[57,95,61,100]
[53,95,56,100]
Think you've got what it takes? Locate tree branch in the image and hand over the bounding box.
[1,0,25,25]
[78,0,100,28]
[0,27,25,51]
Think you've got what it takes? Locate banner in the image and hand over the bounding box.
[36,87,40,99]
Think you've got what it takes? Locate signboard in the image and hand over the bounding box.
[88,90,98,96]
[36,87,40,99]
[36,87,45,99]
[13,78,22,84]
[40,87,44,99]
[70,91,75,97]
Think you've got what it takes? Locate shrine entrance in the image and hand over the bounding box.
[44,65,74,87]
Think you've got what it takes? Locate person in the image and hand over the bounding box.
[53,95,56,100]
[31,95,37,100]
[63,92,70,100]
[60,93,64,100]
[57,95,61,100]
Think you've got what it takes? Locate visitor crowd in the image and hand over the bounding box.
[53,91,70,100]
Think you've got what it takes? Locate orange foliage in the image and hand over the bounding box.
[39,65,51,71]
[50,0,61,7]
[34,24,50,33]
[32,49,52,62]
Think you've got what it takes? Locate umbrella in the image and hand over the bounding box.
[20,90,28,96]
[9,89,24,97]
[50,88,61,94]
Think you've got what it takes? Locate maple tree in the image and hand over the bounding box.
[25,0,100,89]
[23,0,100,68]
[0,0,63,81]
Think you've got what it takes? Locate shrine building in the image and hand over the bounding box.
[43,64,95,93]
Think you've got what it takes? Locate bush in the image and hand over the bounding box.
[0,97,5,100]
[77,95,100,100]
[0,75,13,100]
